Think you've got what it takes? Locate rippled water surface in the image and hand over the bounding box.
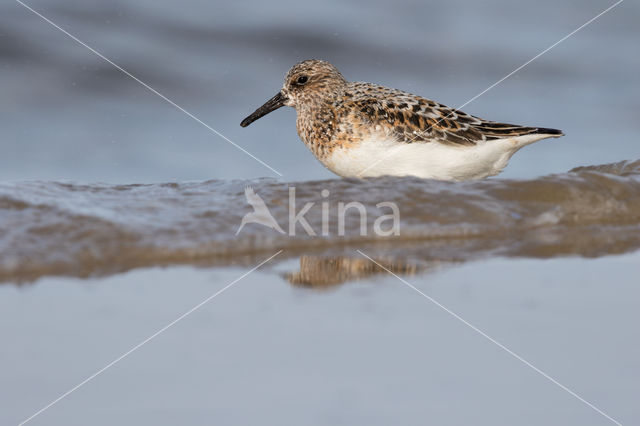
[1,160,638,284]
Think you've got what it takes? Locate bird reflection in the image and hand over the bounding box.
[285,255,444,289]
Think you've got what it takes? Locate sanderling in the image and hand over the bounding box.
[240,59,563,180]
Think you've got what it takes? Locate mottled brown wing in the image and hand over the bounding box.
[346,83,561,146]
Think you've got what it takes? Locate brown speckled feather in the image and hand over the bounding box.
[341,82,562,147]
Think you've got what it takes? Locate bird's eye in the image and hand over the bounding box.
[296,75,308,85]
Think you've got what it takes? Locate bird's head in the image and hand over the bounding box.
[240,59,346,127]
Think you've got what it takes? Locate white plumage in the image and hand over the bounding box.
[325,132,560,180]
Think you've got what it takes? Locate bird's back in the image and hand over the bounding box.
[338,82,563,147]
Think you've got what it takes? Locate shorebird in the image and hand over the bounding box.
[240,59,563,180]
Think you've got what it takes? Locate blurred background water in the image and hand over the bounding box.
[1,0,638,182]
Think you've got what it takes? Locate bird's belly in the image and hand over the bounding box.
[321,136,519,180]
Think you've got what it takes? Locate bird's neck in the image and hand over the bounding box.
[296,97,338,159]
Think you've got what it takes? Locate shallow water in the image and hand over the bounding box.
[1,159,638,284]
[2,254,639,426]
[2,1,639,425]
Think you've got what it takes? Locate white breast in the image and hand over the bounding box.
[321,133,556,180]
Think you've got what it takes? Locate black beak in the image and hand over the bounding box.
[240,91,287,127]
